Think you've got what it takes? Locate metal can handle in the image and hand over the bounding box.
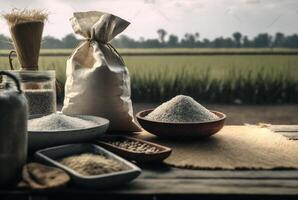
[8,50,17,70]
[0,71,22,93]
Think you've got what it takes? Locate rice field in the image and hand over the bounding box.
[1,48,298,104]
[2,48,298,55]
[126,55,298,103]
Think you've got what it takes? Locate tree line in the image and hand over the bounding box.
[0,34,79,49]
[113,30,298,48]
[0,29,297,49]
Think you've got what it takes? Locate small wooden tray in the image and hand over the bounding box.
[96,135,172,163]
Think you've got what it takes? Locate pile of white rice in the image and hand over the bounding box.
[145,95,219,123]
[29,113,98,131]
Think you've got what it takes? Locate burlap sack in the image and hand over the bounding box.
[62,11,140,132]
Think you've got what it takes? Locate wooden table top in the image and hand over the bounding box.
[1,125,298,200]
[1,165,298,200]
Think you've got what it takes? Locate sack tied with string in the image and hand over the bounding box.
[62,11,140,132]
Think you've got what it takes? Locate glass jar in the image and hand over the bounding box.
[9,70,56,116]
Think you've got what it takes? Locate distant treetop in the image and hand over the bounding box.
[0,30,297,49]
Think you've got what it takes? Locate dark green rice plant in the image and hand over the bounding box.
[130,65,298,104]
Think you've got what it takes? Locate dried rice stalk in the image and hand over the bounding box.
[3,9,48,25]
[3,9,48,70]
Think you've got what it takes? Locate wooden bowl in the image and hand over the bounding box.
[136,109,226,139]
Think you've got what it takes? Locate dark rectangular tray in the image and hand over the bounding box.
[35,143,141,188]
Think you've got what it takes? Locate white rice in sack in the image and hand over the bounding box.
[62,11,140,132]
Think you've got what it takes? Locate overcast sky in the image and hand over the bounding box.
[0,0,298,40]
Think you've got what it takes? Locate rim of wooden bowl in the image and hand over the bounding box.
[136,109,226,125]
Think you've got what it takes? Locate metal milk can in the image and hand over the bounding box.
[0,71,28,186]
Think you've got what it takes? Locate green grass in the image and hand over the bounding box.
[126,55,298,103]
[0,47,298,55]
[126,55,298,79]
[3,56,67,85]
[1,49,298,104]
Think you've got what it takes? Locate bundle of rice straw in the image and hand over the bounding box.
[3,9,48,70]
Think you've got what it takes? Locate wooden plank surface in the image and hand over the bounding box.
[1,125,298,199]
[270,125,298,132]
[270,125,298,140]
[140,165,298,179]
[277,132,298,140]
[27,178,298,195]
[2,178,298,196]
[1,167,298,199]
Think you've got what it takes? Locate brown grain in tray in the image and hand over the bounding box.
[96,136,172,163]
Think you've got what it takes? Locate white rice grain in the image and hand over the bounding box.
[29,113,98,131]
[146,95,219,123]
